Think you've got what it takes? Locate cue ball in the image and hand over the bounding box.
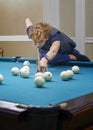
[11,67,20,76]
[23,61,30,66]
[66,70,74,79]
[43,71,52,81]
[20,68,30,78]
[0,74,3,83]
[34,76,45,87]
[60,71,69,81]
[72,65,80,73]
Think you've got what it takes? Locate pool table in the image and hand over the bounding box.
[0,57,93,130]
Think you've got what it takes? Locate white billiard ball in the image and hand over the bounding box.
[72,65,80,74]
[0,74,3,84]
[11,67,20,76]
[60,71,69,81]
[20,68,30,78]
[22,66,30,72]
[66,70,74,79]
[23,61,30,66]
[35,72,44,78]
[43,71,52,81]
[34,76,45,87]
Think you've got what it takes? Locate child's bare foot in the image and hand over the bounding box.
[69,54,77,60]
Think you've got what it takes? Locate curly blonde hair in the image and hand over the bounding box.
[28,22,52,43]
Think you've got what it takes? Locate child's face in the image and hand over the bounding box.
[34,38,47,48]
[33,33,48,48]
